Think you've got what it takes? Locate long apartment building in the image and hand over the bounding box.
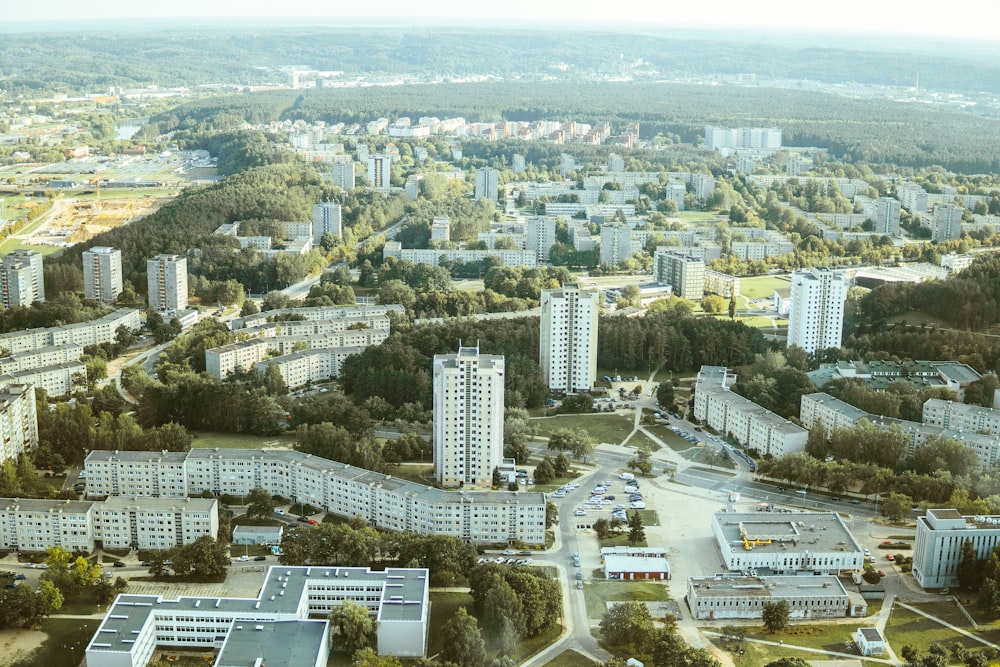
[0,308,142,354]
[86,566,428,667]
[0,496,217,553]
[0,360,86,397]
[687,574,863,620]
[206,329,388,380]
[382,243,538,268]
[0,384,37,464]
[230,304,403,331]
[539,283,599,393]
[84,449,547,546]
[801,392,1000,470]
[693,366,807,458]
[253,347,369,389]
[923,399,1000,436]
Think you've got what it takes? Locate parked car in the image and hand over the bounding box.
[574,509,587,516]
[12,574,26,580]
[113,561,126,568]
[503,549,517,556]
[236,555,250,562]
[306,518,319,525]
[274,509,285,515]
[886,554,895,561]
[254,555,267,561]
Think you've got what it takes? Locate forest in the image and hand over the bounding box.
[2,27,997,98]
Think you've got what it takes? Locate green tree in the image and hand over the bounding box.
[170,536,230,579]
[762,600,790,633]
[628,511,646,545]
[246,487,275,520]
[656,382,675,408]
[879,492,913,521]
[441,607,486,667]
[329,599,376,655]
[599,601,654,647]
[533,457,556,484]
[957,538,985,591]
[480,575,525,655]
[764,659,811,667]
[352,647,402,667]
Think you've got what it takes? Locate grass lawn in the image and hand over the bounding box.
[740,275,792,300]
[625,430,660,452]
[884,311,955,330]
[9,617,97,667]
[645,424,698,453]
[428,592,475,657]
[884,605,996,654]
[388,463,437,486]
[0,239,65,256]
[530,414,636,446]
[544,649,594,667]
[190,432,297,449]
[231,515,283,528]
[583,580,671,619]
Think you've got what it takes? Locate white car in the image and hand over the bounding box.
[630,501,646,510]
[574,509,587,516]
[274,509,285,515]
[552,490,566,498]
[236,555,250,562]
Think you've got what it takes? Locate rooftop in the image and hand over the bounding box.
[689,574,847,598]
[215,620,327,667]
[714,512,862,554]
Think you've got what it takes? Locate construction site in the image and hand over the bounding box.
[27,194,169,247]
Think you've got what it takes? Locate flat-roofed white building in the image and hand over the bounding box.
[230,304,403,331]
[712,511,864,575]
[0,360,87,397]
[206,329,387,379]
[923,399,1000,437]
[312,202,342,244]
[0,309,141,354]
[0,343,83,374]
[146,254,188,312]
[694,366,807,457]
[0,497,95,553]
[86,566,428,667]
[913,508,1000,589]
[687,574,862,620]
[84,449,547,546]
[787,268,848,354]
[254,346,367,389]
[799,392,869,431]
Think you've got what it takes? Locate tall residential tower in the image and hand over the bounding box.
[82,246,123,304]
[786,268,848,354]
[433,345,505,488]
[146,254,188,312]
[0,250,45,308]
[539,283,599,393]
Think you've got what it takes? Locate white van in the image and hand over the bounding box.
[630,501,646,510]
[619,472,635,481]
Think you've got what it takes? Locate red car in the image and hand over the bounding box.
[306,518,319,525]
[886,554,895,561]
[877,570,886,577]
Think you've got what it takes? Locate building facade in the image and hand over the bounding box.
[312,202,343,244]
[146,254,188,312]
[367,155,391,191]
[84,449,547,546]
[874,197,901,236]
[330,160,355,190]
[654,250,706,301]
[0,384,36,464]
[475,167,499,201]
[1,250,45,308]
[913,509,1000,589]
[923,399,1000,436]
[687,574,861,620]
[433,346,505,488]
[786,268,848,353]
[83,246,123,304]
[539,283,599,393]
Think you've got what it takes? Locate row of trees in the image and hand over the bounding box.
[469,564,562,656]
[600,603,719,667]
[145,536,231,580]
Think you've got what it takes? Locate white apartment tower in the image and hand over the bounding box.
[431,216,451,242]
[786,268,848,354]
[82,246,123,304]
[367,155,391,191]
[146,254,187,312]
[512,154,526,174]
[475,167,499,202]
[874,197,901,236]
[1,250,45,308]
[0,384,37,464]
[525,217,557,262]
[932,204,964,242]
[539,283,599,393]
[312,202,343,244]
[433,345,505,488]
[330,160,355,190]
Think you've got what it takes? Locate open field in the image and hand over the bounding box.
[582,580,671,619]
[740,275,792,300]
[190,432,297,450]
[625,430,660,452]
[544,649,594,667]
[6,617,95,667]
[530,414,636,446]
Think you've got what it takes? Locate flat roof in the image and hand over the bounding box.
[714,512,862,554]
[0,497,93,513]
[216,620,327,667]
[604,555,669,573]
[689,574,846,598]
[99,496,216,512]
[858,627,884,641]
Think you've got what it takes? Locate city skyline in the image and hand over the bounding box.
[5,1,1000,41]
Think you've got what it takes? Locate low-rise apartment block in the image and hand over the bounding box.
[693,366,807,457]
[85,449,548,546]
[923,399,1000,436]
[0,309,142,354]
[0,360,87,397]
[382,243,538,268]
[0,496,217,553]
[230,304,403,331]
[254,346,367,389]
[86,566,428,667]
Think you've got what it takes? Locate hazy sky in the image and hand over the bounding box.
[7,0,1000,40]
